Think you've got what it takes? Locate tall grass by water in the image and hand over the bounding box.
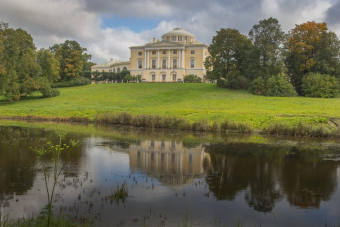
[95,112,254,133]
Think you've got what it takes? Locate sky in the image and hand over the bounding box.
[1,0,339,63]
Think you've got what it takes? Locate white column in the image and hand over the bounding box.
[179,50,181,69]
[144,50,147,69]
[147,51,149,69]
[157,50,160,69]
[182,49,185,69]
[168,49,170,69]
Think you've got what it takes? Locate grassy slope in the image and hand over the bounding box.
[1,83,339,128]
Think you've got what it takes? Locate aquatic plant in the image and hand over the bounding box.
[31,131,81,227]
[104,181,128,204]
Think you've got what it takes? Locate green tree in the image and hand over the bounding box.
[0,24,40,100]
[313,31,340,77]
[247,17,286,80]
[0,22,60,100]
[82,52,96,71]
[53,40,84,81]
[205,28,252,80]
[37,48,60,82]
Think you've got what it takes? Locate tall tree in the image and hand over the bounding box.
[0,23,6,77]
[247,17,285,79]
[286,21,340,94]
[82,52,96,71]
[36,48,60,82]
[0,23,59,100]
[205,28,252,80]
[53,40,84,81]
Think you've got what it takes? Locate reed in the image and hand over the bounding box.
[264,121,340,137]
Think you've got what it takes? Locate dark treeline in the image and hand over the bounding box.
[205,18,340,98]
[0,22,95,101]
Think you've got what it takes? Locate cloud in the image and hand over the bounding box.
[1,0,339,63]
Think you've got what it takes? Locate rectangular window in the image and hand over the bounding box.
[152,59,156,69]
[173,59,177,69]
[167,37,170,41]
[162,50,166,54]
[173,50,177,54]
[138,60,142,69]
[172,36,176,41]
[138,52,142,56]
[191,50,195,54]
[152,51,156,55]
[162,59,167,69]
[190,59,195,68]
[178,36,182,41]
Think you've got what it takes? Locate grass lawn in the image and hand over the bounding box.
[1,83,340,128]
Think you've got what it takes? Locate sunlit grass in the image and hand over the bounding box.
[1,83,340,129]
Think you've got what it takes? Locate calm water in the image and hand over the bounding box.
[0,124,340,226]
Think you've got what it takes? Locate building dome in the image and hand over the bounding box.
[161,28,196,42]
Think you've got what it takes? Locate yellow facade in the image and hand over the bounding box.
[91,28,210,82]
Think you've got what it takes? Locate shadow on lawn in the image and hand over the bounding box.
[0,95,47,105]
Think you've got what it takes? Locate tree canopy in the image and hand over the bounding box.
[0,22,76,100]
[286,21,340,94]
[205,28,252,80]
[206,18,340,97]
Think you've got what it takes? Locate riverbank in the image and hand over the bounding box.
[0,83,339,137]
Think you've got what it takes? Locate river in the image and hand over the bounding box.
[0,122,340,226]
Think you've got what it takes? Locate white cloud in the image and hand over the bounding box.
[1,0,339,64]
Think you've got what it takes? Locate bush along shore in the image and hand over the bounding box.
[1,112,340,138]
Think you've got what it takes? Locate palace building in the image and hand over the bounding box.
[91,28,209,82]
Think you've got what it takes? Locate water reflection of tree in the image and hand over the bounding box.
[0,127,38,203]
[204,143,339,212]
[0,127,84,203]
[281,147,338,209]
[204,143,287,212]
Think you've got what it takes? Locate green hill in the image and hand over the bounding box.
[1,83,339,128]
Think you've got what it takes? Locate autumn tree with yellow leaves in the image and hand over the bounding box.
[285,21,340,94]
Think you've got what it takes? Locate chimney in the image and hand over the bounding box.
[153,38,156,43]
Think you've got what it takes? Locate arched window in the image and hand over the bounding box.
[117,68,120,73]
[172,74,177,82]
[113,68,116,73]
[123,67,127,71]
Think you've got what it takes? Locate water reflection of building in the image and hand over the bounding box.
[126,140,209,176]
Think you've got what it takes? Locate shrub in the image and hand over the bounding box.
[301,73,339,98]
[216,79,225,87]
[225,71,250,90]
[250,74,297,97]
[41,88,60,97]
[249,77,267,95]
[265,74,297,97]
[184,74,202,83]
[52,77,91,88]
